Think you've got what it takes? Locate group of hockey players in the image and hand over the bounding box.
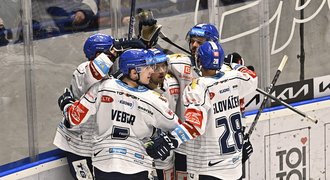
[54,9,258,180]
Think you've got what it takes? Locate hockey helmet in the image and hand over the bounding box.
[186,23,219,43]
[119,49,154,75]
[83,33,114,60]
[148,48,169,64]
[196,41,225,70]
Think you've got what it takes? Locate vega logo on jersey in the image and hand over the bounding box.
[101,95,113,103]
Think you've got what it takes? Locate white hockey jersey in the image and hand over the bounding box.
[54,54,112,157]
[153,73,180,170]
[167,53,199,156]
[65,78,181,174]
[171,66,258,179]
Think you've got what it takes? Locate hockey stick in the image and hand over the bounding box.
[246,55,288,137]
[256,88,318,123]
[128,0,136,39]
[159,31,191,54]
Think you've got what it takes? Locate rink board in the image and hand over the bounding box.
[1,96,330,180]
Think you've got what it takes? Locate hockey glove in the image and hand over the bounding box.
[138,19,162,48]
[247,65,255,71]
[145,131,178,160]
[224,52,245,66]
[112,38,146,53]
[242,135,253,164]
[58,88,74,111]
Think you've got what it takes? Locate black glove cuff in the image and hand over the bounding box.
[59,97,74,111]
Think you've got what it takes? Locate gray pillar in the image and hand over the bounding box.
[21,0,39,162]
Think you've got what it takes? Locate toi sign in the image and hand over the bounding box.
[265,128,309,180]
[275,146,306,179]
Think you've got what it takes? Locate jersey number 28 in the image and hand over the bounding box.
[216,112,243,155]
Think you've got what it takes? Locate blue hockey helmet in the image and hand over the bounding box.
[119,49,154,75]
[196,41,225,70]
[83,33,114,60]
[186,23,219,42]
[148,48,169,64]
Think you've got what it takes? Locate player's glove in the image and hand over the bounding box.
[242,135,253,163]
[246,65,255,71]
[58,88,74,112]
[224,52,245,66]
[145,131,178,160]
[112,38,146,53]
[138,18,162,48]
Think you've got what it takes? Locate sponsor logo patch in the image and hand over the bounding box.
[109,148,127,155]
[134,153,145,159]
[101,95,113,103]
[169,87,180,95]
[184,65,191,74]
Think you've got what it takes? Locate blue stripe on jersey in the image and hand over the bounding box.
[116,80,149,92]
[173,125,191,142]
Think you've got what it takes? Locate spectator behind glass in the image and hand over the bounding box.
[46,0,98,32]
[0,17,13,46]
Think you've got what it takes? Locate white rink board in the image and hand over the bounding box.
[1,98,330,180]
[245,98,330,179]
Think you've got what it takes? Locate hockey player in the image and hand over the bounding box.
[145,41,258,179]
[170,23,221,180]
[57,49,182,180]
[54,33,115,180]
[54,33,146,180]
[146,48,180,180]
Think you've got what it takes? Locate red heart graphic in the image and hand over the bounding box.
[301,137,307,144]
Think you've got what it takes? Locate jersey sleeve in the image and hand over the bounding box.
[71,54,113,98]
[144,91,181,132]
[170,78,212,145]
[65,82,100,126]
[231,63,258,97]
[163,73,180,112]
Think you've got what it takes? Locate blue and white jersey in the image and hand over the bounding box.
[64,78,180,173]
[172,67,257,179]
[54,54,112,157]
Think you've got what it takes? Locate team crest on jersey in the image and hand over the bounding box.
[184,108,203,128]
[69,102,88,125]
[101,95,113,103]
